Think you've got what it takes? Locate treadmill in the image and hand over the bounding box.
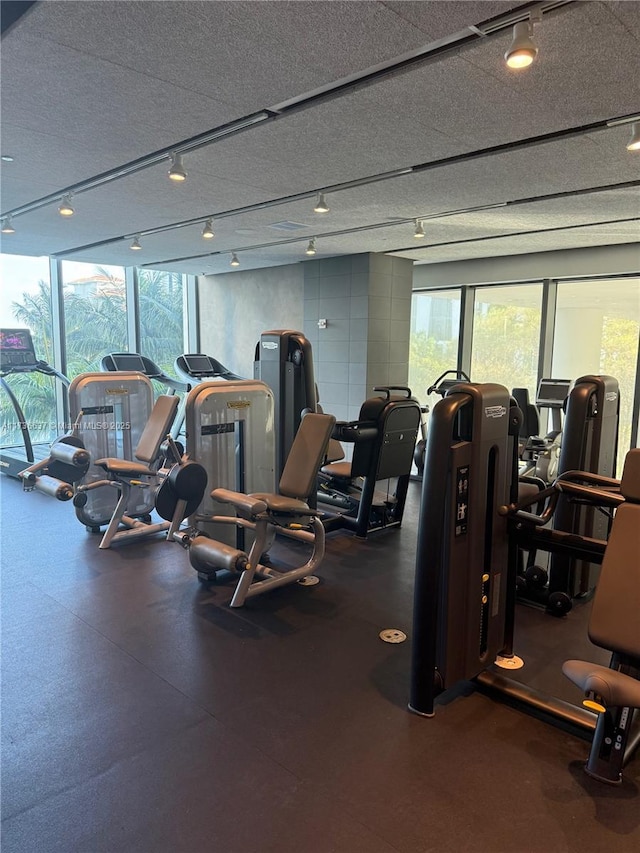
[0,327,70,479]
[101,352,189,438]
[174,353,243,387]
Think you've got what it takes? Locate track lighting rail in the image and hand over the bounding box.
[1,1,576,224]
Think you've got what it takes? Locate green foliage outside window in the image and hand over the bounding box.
[1,267,185,448]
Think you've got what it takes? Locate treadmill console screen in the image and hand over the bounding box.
[183,354,214,375]
[0,328,37,368]
[111,353,147,373]
[536,379,571,408]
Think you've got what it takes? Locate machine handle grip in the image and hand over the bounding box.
[332,421,378,443]
[373,385,412,399]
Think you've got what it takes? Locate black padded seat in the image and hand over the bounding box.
[563,660,640,709]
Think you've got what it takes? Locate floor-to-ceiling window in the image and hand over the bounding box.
[552,277,640,474]
[0,254,56,447]
[409,289,461,408]
[470,284,543,400]
[60,260,128,380]
[138,269,185,377]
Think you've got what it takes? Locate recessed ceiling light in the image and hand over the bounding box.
[1,155,14,163]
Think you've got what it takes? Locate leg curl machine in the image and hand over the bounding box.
[181,412,335,607]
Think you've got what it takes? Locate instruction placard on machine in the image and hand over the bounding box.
[455,465,469,536]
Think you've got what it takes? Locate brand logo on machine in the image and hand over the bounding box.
[105,388,130,395]
[227,400,251,409]
[262,341,278,350]
[605,392,617,402]
[484,405,506,419]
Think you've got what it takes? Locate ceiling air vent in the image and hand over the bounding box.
[267,221,310,231]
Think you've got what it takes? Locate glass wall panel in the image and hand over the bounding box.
[552,277,640,473]
[470,284,543,399]
[61,260,127,379]
[138,269,185,378]
[409,289,461,408]
[0,254,57,448]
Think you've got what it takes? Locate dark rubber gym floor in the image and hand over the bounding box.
[1,476,638,853]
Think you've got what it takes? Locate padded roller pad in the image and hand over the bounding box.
[563,660,640,709]
[95,458,155,477]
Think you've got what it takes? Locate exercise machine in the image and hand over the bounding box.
[74,394,206,549]
[318,386,422,538]
[502,458,638,784]
[412,371,470,479]
[516,375,619,611]
[184,412,335,607]
[517,377,571,482]
[254,330,317,480]
[102,351,189,438]
[181,378,277,547]
[174,352,243,387]
[409,382,517,719]
[67,370,157,532]
[0,328,70,479]
[408,380,639,783]
[562,450,640,784]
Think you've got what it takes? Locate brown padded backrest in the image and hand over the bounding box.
[279,413,336,500]
[588,501,640,660]
[135,395,179,464]
[621,448,640,502]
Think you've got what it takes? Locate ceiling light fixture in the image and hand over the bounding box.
[313,193,330,214]
[130,235,142,250]
[1,155,14,163]
[58,194,75,216]
[414,220,425,239]
[1,214,16,233]
[230,252,240,267]
[201,218,215,239]
[626,122,640,152]
[504,17,539,70]
[168,152,187,182]
[305,238,316,256]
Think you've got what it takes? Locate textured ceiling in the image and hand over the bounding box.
[0,0,638,275]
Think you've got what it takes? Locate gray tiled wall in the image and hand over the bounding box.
[304,253,412,423]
